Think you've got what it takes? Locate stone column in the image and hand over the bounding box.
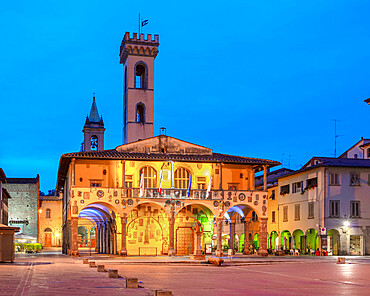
[263,165,267,191]
[168,211,176,256]
[229,222,236,254]
[120,214,128,256]
[194,230,202,255]
[304,235,307,254]
[71,158,76,186]
[70,217,79,256]
[258,218,268,256]
[243,221,250,255]
[215,218,223,257]
[170,161,175,189]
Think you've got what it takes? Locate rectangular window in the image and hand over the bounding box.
[144,146,151,153]
[283,206,288,222]
[125,175,133,197]
[271,211,276,223]
[329,200,340,217]
[350,173,360,186]
[329,173,340,185]
[368,174,370,186]
[294,204,300,221]
[280,185,290,195]
[350,201,360,218]
[306,177,318,190]
[308,202,314,219]
[292,181,303,193]
[90,182,101,187]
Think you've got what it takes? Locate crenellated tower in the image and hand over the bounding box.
[119,32,159,144]
[82,95,105,151]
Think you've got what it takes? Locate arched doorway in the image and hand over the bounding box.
[270,231,278,250]
[327,229,340,255]
[292,229,304,252]
[281,230,292,250]
[175,204,214,255]
[78,226,88,247]
[306,228,318,252]
[44,228,53,247]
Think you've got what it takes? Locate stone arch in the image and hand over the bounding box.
[174,203,215,255]
[44,227,53,232]
[126,202,169,256]
[78,202,120,255]
[292,229,304,251]
[270,231,279,250]
[306,228,319,251]
[327,229,340,255]
[281,230,292,250]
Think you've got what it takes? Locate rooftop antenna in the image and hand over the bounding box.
[332,119,343,157]
[138,13,149,35]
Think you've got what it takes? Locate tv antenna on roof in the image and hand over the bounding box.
[138,13,149,35]
[332,119,343,157]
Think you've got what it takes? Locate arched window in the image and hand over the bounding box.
[44,228,52,232]
[251,211,258,222]
[91,135,98,150]
[46,209,51,218]
[140,166,157,188]
[174,167,190,189]
[135,63,146,89]
[136,104,145,123]
[367,148,370,159]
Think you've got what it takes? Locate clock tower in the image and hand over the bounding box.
[119,32,159,144]
[82,95,105,151]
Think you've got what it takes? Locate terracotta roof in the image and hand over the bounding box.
[56,150,280,191]
[280,157,370,179]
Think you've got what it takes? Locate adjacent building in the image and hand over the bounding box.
[263,139,370,256]
[0,168,10,225]
[4,176,40,239]
[38,194,63,247]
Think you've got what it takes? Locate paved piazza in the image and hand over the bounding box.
[1,250,369,295]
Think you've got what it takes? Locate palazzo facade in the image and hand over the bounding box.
[57,135,279,256]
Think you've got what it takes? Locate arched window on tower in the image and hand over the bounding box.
[174,167,190,189]
[135,63,146,89]
[136,104,145,123]
[91,135,98,150]
[139,166,157,188]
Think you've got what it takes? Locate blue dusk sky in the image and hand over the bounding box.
[0,1,369,192]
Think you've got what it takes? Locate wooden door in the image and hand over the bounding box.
[44,233,52,247]
[176,227,194,255]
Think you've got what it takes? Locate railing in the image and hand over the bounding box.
[73,186,267,203]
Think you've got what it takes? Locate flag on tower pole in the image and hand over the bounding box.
[187,174,192,197]
[139,171,144,197]
[158,170,163,196]
[206,176,212,197]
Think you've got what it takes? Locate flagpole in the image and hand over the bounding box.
[138,13,141,35]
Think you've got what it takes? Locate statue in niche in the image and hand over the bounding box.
[72,200,78,214]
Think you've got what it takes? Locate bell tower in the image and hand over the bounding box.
[119,32,159,144]
[82,95,105,151]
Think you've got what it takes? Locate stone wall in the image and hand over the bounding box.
[4,177,39,239]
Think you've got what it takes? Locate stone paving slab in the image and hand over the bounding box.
[0,254,153,296]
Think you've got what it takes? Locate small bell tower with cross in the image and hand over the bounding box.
[82,94,105,151]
